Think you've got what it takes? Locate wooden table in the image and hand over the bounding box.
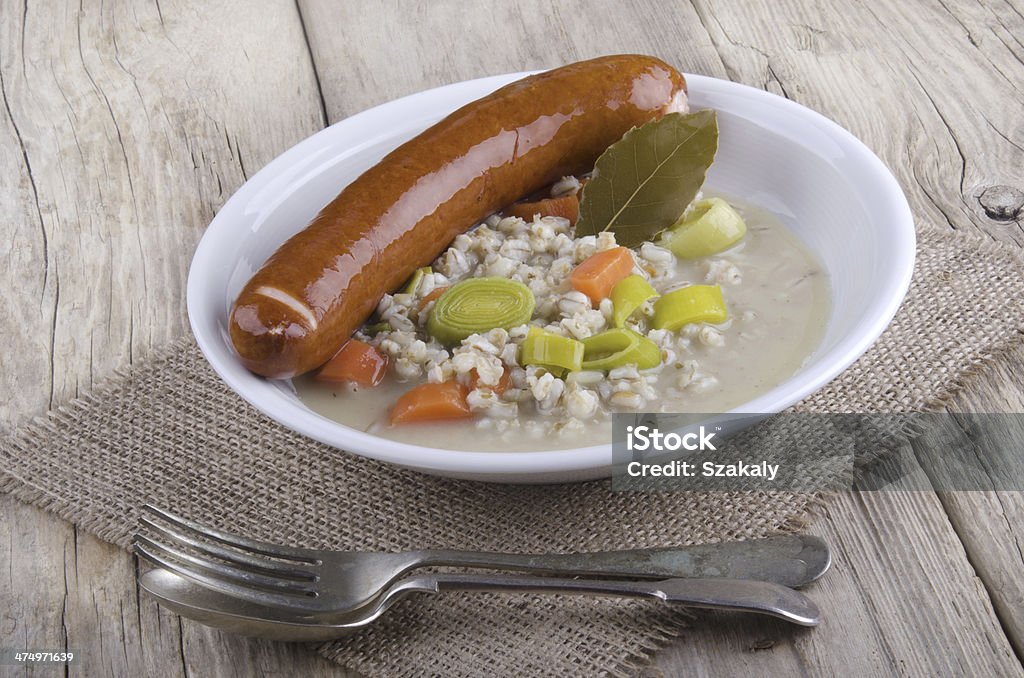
[2,1,1023,675]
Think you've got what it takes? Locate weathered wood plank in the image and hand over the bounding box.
[653,486,1023,677]
[691,0,1024,243]
[932,351,1024,660]
[0,493,346,678]
[0,0,325,425]
[0,0,342,676]
[650,489,1023,677]
[1,0,1023,675]
[0,496,73,678]
[297,0,728,120]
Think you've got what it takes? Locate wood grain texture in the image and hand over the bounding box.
[0,0,323,426]
[0,0,342,676]
[927,356,1024,661]
[2,0,1024,675]
[689,0,1024,244]
[651,488,1022,677]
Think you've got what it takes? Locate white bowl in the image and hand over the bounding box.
[187,72,915,483]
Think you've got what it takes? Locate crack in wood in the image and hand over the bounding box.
[682,0,733,78]
[766,62,791,99]
[0,67,50,301]
[49,271,60,408]
[294,0,329,128]
[981,113,1024,156]
[904,66,970,202]
[177,616,189,678]
[59,526,74,671]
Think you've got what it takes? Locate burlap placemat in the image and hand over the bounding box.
[1,226,1022,677]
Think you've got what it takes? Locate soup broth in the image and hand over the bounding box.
[295,194,829,452]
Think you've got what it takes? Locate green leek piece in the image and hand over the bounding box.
[652,285,727,331]
[402,266,432,295]
[631,334,663,368]
[611,275,659,328]
[363,322,393,336]
[667,198,747,259]
[520,327,584,374]
[581,329,662,371]
[427,277,536,345]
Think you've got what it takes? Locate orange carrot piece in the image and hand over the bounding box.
[390,380,473,425]
[417,286,449,312]
[569,246,635,305]
[470,366,512,395]
[506,194,580,225]
[316,339,389,386]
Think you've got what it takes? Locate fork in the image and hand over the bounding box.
[133,504,830,617]
[140,566,822,640]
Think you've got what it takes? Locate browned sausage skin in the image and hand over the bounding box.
[230,55,688,378]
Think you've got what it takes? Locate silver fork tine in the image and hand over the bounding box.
[133,535,317,596]
[142,505,321,564]
[139,517,318,582]
[133,539,317,611]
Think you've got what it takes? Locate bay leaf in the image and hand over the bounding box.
[576,110,719,248]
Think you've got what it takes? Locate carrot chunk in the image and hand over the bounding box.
[390,380,473,424]
[506,194,580,225]
[569,247,635,305]
[417,286,449,312]
[469,366,512,395]
[316,339,388,386]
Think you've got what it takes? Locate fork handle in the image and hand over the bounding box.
[412,535,829,588]
[399,573,821,626]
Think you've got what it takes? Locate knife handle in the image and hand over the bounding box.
[413,534,830,588]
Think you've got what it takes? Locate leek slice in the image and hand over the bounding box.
[581,329,662,371]
[520,327,584,374]
[363,322,393,336]
[427,277,535,345]
[402,266,432,295]
[611,275,659,328]
[667,198,746,259]
[652,285,727,331]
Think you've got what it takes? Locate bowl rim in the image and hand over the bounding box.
[187,71,916,477]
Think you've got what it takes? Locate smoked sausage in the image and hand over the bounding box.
[230,55,688,378]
